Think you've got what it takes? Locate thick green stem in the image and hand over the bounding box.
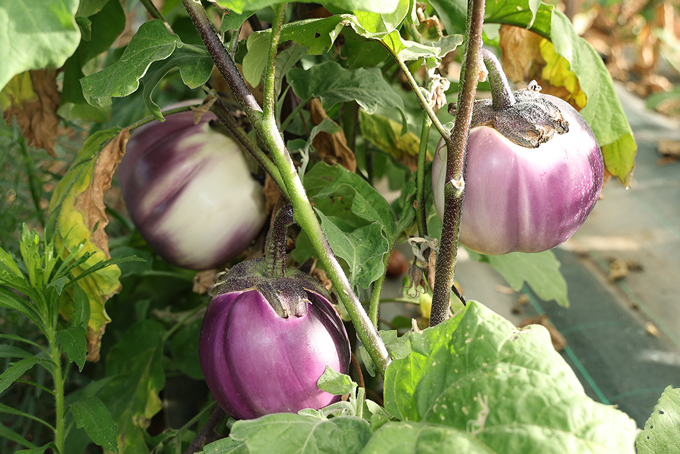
[183,0,390,373]
[429,0,485,327]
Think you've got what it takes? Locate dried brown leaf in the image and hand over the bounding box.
[607,257,629,282]
[2,69,61,157]
[77,130,130,258]
[193,269,221,294]
[658,139,680,158]
[499,25,543,83]
[308,98,356,172]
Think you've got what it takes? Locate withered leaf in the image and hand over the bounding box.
[49,128,130,361]
[1,69,61,157]
[308,98,357,172]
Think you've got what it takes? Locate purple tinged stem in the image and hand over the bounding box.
[429,0,486,327]
[265,205,294,280]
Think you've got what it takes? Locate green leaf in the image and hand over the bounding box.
[636,386,680,454]
[220,9,255,32]
[56,325,87,371]
[0,345,33,359]
[362,421,495,453]
[380,30,463,68]
[384,301,637,453]
[0,0,81,92]
[0,357,42,394]
[97,320,165,454]
[199,438,249,453]
[549,11,636,185]
[352,0,411,39]
[59,0,125,122]
[71,396,119,453]
[229,413,372,454]
[80,19,182,107]
[169,318,203,380]
[317,366,357,396]
[242,33,270,87]
[287,61,406,128]
[141,46,213,120]
[211,0,400,15]
[292,163,397,289]
[317,212,388,290]
[0,423,37,449]
[71,282,91,329]
[467,249,569,307]
[359,110,420,165]
[429,0,552,37]
[379,330,411,361]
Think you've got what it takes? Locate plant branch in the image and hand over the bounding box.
[183,0,390,373]
[429,0,485,327]
[182,0,263,122]
[139,0,170,28]
[127,104,200,131]
[417,111,432,238]
[391,55,451,141]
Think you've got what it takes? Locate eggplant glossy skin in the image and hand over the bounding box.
[198,288,351,420]
[433,95,604,254]
[119,111,266,269]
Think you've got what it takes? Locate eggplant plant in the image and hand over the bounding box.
[1,0,675,453]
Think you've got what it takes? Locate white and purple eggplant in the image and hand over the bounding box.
[199,206,351,420]
[118,109,266,269]
[433,52,604,255]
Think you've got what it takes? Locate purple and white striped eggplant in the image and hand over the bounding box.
[199,206,351,420]
[433,80,604,255]
[118,110,266,269]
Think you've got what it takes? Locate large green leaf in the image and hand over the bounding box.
[98,320,165,454]
[384,301,637,453]
[467,249,569,307]
[80,19,182,107]
[0,0,81,91]
[362,421,495,453]
[211,0,400,15]
[636,386,680,454]
[229,413,373,454]
[59,0,125,122]
[352,0,411,39]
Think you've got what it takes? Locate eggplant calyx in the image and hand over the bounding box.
[448,48,570,148]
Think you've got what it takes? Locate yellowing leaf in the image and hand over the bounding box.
[539,39,587,109]
[48,128,130,361]
[498,25,542,83]
[1,70,61,157]
[359,110,421,171]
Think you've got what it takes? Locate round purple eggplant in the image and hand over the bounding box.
[433,85,604,254]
